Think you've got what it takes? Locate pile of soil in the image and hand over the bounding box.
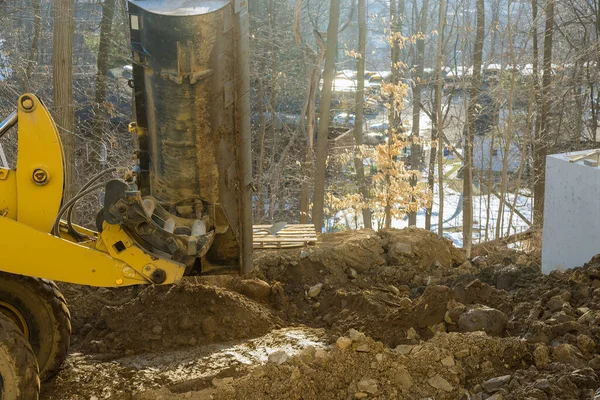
[70,281,282,356]
[39,228,600,400]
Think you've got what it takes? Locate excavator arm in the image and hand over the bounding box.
[0,94,196,287]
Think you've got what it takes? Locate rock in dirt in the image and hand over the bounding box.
[348,329,365,342]
[427,374,453,392]
[533,345,550,368]
[357,378,379,394]
[444,301,466,325]
[235,279,272,301]
[355,344,371,352]
[268,349,289,364]
[552,343,583,366]
[457,306,507,336]
[395,368,413,388]
[547,296,567,313]
[577,334,596,354]
[308,283,323,298]
[398,297,412,307]
[212,377,234,387]
[481,375,511,392]
[441,355,455,367]
[346,268,358,280]
[314,349,329,361]
[406,327,418,340]
[534,378,550,391]
[395,345,414,355]
[336,336,352,350]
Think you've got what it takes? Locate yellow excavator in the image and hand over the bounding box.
[0,0,252,398]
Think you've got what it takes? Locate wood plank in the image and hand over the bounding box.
[253,238,317,243]
[253,233,317,237]
[253,224,316,228]
[252,223,318,249]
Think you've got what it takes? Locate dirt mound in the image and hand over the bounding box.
[254,228,469,288]
[73,279,282,356]
[379,228,466,268]
[42,327,328,400]
[130,331,530,400]
[131,330,598,400]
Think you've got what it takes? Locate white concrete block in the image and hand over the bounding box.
[542,150,600,274]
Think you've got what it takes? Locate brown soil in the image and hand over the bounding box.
[39,228,600,400]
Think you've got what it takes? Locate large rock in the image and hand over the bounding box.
[552,343,583,366]
[235,279,271,301]
[547,296,567,313]
[577,334,596,354]
[357,378,378,394]
[458,306,508,336]
[268,350,289,364]
[482,375,511,393]
[533,345,550,368]
[395,368,413,388]
[307,283,323,298]
[427,374,453,392]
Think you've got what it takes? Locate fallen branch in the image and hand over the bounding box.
[471,229,538,256]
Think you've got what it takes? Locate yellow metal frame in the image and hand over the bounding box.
[0,217,185,287]
[0,93,186,287]
[17,94,64,232]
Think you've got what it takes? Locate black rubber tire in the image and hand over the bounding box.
[0,272,71,382]
[0,312,40,400]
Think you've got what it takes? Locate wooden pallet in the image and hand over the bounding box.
[253,224,318,249]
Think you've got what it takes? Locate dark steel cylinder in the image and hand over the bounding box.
[128,0,252,275]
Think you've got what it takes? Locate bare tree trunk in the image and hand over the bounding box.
[574,63,583,147]
[256,76,267,222]
[299,43,326,223]
[484,127,495,241]
[426,95,437,231]
[462,0,484,257]
[92,0,116,170]
[592,0,600,143]
[312,0,340,232]
[294,64,310,224]
[264,0,278,223]
[435,0,446,238]
[53,0,76,201]
[385,0,404,228]
[534,0,554,226]
[488,1,500,63]
[24,0,41,90]
[507,85,535,235]
[408,0,428,227]
[496,0,515,240]
[353,0,372,229]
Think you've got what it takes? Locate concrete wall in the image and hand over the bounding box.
[542,151,600,274]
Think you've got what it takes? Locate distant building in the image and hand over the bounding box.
[472,135,524,174]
